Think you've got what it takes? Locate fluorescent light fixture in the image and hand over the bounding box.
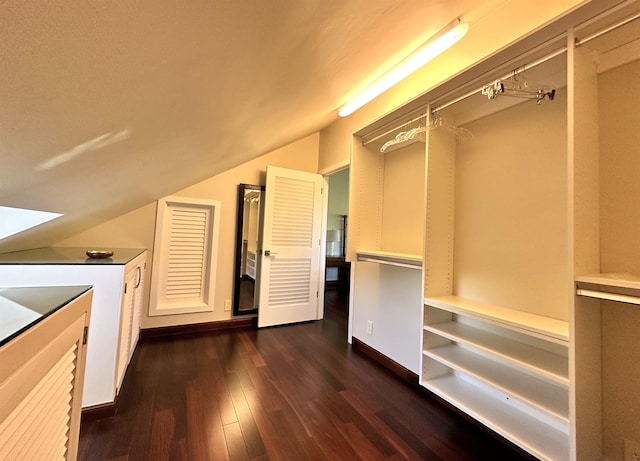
[338,18,469,117]
[0,206,62,240]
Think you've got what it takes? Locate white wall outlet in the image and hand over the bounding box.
[224,299,232,311]
[366,320,373,335]
[625,439,640,461]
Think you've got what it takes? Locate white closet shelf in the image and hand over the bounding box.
[576,273,640,305]
[424,321,569,387]
[424,296,569,344]
[423,345,569,426]
[356,249,422,269]
[423,375,569,461]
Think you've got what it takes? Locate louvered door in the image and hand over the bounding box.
[258,166,325,328]
[0,290,92,461]
[149,197,221,316]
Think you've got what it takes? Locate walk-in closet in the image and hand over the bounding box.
[347,3,640,460]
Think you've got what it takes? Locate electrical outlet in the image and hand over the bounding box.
[224,299,232,311]
[366,321,373,335]
[625,439,640,461]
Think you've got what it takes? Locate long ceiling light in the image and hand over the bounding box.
[338,18,469,117]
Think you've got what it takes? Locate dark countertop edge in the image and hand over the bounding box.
[0,285,92,347]
[0,247,146,265]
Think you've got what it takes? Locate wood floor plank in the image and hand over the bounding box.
[79,287,536,461]
[224,422,249,461]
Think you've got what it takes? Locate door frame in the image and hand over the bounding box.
[319,160,353,343]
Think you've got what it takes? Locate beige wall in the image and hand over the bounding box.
[57,133,320,328]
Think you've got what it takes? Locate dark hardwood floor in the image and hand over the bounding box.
[78,288,535,461]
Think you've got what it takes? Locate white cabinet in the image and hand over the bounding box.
[0,286,92,461]
[0,247,147,409]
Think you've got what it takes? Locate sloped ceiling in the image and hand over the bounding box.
[1,0,524,251]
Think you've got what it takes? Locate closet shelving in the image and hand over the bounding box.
[422,301,570,460]
[348,113,427,374]
[420,41,571,460]
[346,3,640,459]
[570,7,640,458]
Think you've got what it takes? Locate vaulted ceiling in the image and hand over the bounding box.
[0,0,580,251]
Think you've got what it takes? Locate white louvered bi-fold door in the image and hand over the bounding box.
[258,166,325,328]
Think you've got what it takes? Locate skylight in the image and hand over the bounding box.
[0,206,62,240]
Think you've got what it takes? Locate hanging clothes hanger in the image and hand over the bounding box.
[429,112,474,142]
[481,68,556,105]
[380,122,428,153]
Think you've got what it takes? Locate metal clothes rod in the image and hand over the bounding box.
[363,46,567,147]
[362,6,640,147]
[576,10,640,46]
[576,288,640,306]
[432,47,567,113]
[356,255,422,270]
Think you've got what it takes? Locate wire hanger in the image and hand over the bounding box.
[429,111,473,142]
[379,112,472,152]
[481,68,556,105]
[380,120,428,153]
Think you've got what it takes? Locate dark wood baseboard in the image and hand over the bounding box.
[139,317,256,340]
[351,336,419,386]
[81,401,116,424]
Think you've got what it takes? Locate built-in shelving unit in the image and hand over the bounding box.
[348,4,640,459]
[424,374,569,461]
[348,122,427,374]
[424,296,569,344]
[422,301,570,460]
[420,36,570,459]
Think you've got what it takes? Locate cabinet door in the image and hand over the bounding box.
[130,261,145,360]
[116,267,137,391]
[115,257,146,392]
[0,291,91,461]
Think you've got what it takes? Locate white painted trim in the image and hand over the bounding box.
[149,196,221,317]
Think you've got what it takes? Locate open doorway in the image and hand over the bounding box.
[324,168,350,329]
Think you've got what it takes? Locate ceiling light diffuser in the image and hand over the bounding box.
[338,18,469,117]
